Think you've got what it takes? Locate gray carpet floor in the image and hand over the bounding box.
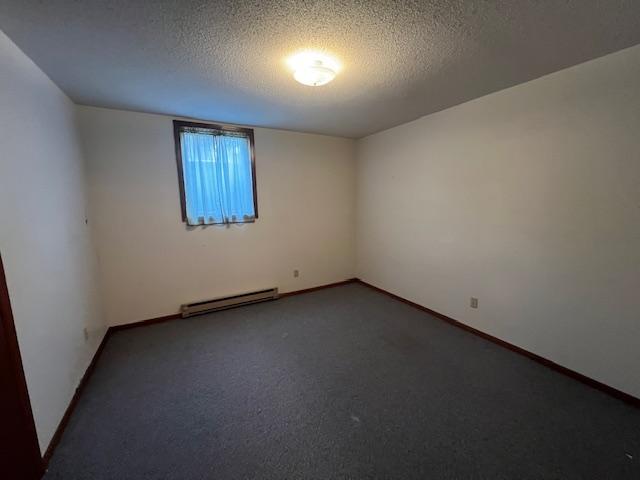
[45,283,640,479]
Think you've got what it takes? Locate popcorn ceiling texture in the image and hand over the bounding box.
[1,0,640,137]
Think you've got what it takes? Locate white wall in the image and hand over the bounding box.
[78,106,356,326]
[356,44,640,398]
[0,30,106,452]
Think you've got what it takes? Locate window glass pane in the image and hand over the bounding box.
[180,130,255,225]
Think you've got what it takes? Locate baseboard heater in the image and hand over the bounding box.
[180,287,279,318]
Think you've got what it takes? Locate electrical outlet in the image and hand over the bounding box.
[470,297,478,309]
[293,269,299,278]
[83,327,89,341]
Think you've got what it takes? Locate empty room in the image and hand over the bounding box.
[1,1,640,478]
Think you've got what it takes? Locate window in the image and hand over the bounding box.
[173,120,258,226]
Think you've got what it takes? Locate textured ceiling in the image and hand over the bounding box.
[1,1,640,138]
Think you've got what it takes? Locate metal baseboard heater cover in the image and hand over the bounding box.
[180,287,279,318]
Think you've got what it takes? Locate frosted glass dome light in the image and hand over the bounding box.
[287,51,341,87]
[293,60,336,86]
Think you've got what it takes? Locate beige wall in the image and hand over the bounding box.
[78,106,356,326]
[0,30,106,451]
[356,44,640,398]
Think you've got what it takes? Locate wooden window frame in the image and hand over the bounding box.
[172,119,258,225]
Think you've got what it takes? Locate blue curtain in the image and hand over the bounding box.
[180,131,255,225]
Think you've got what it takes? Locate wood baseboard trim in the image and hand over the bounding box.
[110,313,182,332]
[280,278,358,298]
[355,278,640,408]
[42,327,113,467]
[110,279,359,331]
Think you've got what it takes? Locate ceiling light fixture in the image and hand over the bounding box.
[287,51,341,87]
